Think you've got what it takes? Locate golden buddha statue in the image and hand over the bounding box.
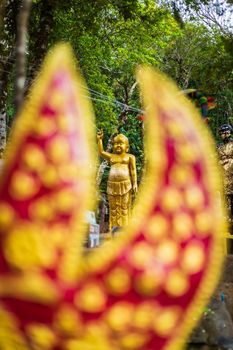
[97,130,137,230]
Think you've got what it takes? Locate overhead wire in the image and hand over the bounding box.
[0,59,143,114]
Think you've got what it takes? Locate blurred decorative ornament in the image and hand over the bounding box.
[207,96,217,111]
[182,89,216,119]
[0,44,225,350]
[136,114,145,121]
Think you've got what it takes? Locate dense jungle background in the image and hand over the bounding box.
[0,0,233,191]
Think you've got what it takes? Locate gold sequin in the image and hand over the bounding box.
[0,202,15,229]
[185,185,205,211]
[105,267,131,295]
[153,306,181,336]
[160,187,183,212]
[46,136,70,164]
[23,144,46,172]
[75,283,106,313]
[129,242,154,269]
[181,241,205,274]
[106,302,134,332]
[156,239,179,264]
[195,211,212,237]
[164,269,189,297]
[120,333,149,349]
[145,214,169,242]
[10,171,39,200]
[172,212,193,241]
[27,324,56,349]
[54,305,83,336]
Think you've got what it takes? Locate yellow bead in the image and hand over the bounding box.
[34,117,56,137]
[29,197,54,221]
[195,211,212,237]
[54,189,76,213]
[105,267,131,295]
[64,326,111,350]
[156,239,178,264]
[181,241,205,274]
[164,269,189,297]
[54,305,83,336]
[120,333,149,349]
[153,306,181,336]
[161,187,183,213]
[135,270,163,296]
[75,283,106,313]
[40,165,59,188]
[170,165,194,186]
[172,212,193,241]
[167,122,184,138]
[27,324,56,349]
[145,214,169,242]
[49,91,66,112]
[23,144,46,172]
[10,171,39,200]
[185,186,204,211]
[106,302,134,332]
[128,242,154,269]
[0,202,15,229]
[46,136,70,164]
[133,302,158,330]
[176,143,199,163]
[50,224,67,247]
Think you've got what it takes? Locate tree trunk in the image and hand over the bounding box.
[28,0,55,79]
[0,0,19,155]
[0,0,6,30]
[14,0,32,115]
[0,111,6,158]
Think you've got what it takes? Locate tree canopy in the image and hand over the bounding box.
[0,0,233,184]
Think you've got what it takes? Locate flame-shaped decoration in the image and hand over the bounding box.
[0,44,225,350]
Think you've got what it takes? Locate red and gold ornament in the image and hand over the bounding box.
[0,44,225,350]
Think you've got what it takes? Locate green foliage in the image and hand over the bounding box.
[2,0,233,191]
[160,22,233,143]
